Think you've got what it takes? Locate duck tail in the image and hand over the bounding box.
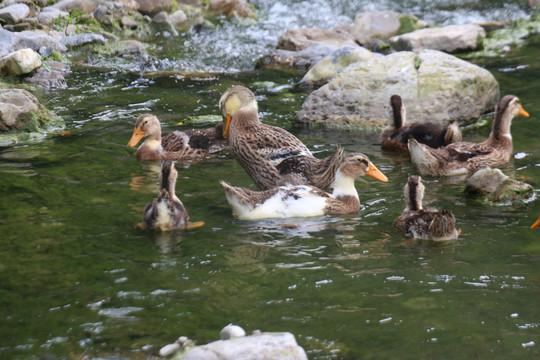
[428,210,457,240]
[444,119,462,144]
[312,146,345,190]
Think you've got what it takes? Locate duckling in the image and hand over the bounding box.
[408,95,529,176]
[394,175,458,240]
[219,85,344,190]
[531,216,540,229]
[128,114,228,161]
[220,153,388,220]
[381,95,462,152]
[142,160,204,231]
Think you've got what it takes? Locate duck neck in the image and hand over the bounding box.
[231,102,260,132]
[406,183,423,211]
[331,170,359,199]
[489,108,513,143]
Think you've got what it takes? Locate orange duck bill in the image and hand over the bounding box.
[531,216,540,230]
[366,162,389,182]
[519,105,529,118]
[127,127,144,147]
[222,115,232,138]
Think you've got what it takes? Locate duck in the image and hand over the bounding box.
[394,175,458,241]
[381,94,462,152]
[142,160,204,231]
[408,95,529,176]
[219,85,345,190]
[531,216,540,229]
[127,114,228,161]
[219,153,388,220]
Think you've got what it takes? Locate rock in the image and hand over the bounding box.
[0,48,41,76]
[135,0,173,16]
[209,0,256,19]
[256,42,354,70]
[38,7,70,25]
[118,0,140,11]
[277,26,357,52]
[0,4,30,25]
[114,39,148,58]
[528,0,540,8]
[351,10,425,48]
[151,11,179,36]
[389,24,486,53]
[295,49,499,129]
[0,88,62,133]
[52,0,101,13]
[159,342,181,357]
[61,33,106,47]
[93,4,112,27]
[0,29,67,57]
[24,61,70,89]
[220,325,246,340]
[298,45,375,88]
[181,332,307,360]
[465,168,534,203]
[170,10,188,27]
[121,15,138,29]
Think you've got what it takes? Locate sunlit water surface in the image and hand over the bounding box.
[0,1,539,359]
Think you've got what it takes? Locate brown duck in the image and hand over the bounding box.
[381,95,462,152]
[128,114,228,161]
[394,175,458,240]
[220,153,388,220]
[408,95,529,176]
[219,85,344,190]
[142,160,204,231]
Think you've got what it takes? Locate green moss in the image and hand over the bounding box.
[48,51,69,63]
[397,15,423,35]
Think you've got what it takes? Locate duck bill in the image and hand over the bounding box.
[222,114,232,139]
[127,128,144,147]
[531,216,540,230]
[366,162,389,183]
[519,105,529,117]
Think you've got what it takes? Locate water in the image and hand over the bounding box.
[1,1,539,359]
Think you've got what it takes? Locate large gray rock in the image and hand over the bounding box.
[277,26,357,51]
[60,33,106,47]
[0,89,61,133]
[465,168,534,203]
[389,24,486,53]
[180,332,307,360]
[38,7,70,25]
[0,4,30,25]
[0,48,41,76]
[0,29,67,57]
[296,49,499,129]
[52,0,102,13]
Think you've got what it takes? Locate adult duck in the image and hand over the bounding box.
[128,114,228,161]
[142,160,204,231]
[394,175,458,241]
[219,85,344,190]
[381,95,462,152]
[220,153,388,220]
[408,95,529,176]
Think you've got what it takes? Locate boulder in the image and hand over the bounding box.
[389,24,486,53]
[256,42,357,70]
[465,168,534,203]
[38,7,70,25]
[121,15,138,29]
[295,49,499,129]
[0,48,41,76]
[0,29,67,57]
[170,10,188,27]
[0,88,62,133]
[180,332,307,360]
[52,0,102,13]
[209,0,256,19]
[61,33,106,47]
[277,26,357,51]
[151,11,179,37]
[24,61,70,89]
[118,0,140,11]
[298,45,375,88]
[0,4,30,25]
[135,0,173,16]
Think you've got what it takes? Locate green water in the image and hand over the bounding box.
[1,36,540,360]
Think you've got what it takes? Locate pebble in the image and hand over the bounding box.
[220,324,246,340]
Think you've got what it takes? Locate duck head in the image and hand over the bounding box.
[128,114,162,147]
[339,153,389,182]
[404,175,425,211]
[491,95,529,139]
[219,86,258,138]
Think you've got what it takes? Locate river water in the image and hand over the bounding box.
[0,1,539,359]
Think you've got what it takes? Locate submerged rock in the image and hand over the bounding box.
[0,48,42,76]
[389,24,486,53]
[465,168,534,204]
[295,49,499,129]
[24,61,70,89]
